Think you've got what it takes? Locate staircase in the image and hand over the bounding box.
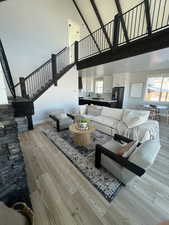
[14,44,75,102]
[11,44,75,130]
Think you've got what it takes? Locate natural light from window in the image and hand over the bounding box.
[95,80,103,94]
[145,77,169,102]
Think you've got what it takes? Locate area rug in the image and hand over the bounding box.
[42,127,123,202]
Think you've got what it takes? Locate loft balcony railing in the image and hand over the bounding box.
[79,19,114,60]
[118,2,147,45]
[78,0,169,61]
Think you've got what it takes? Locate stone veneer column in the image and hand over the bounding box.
[0,104,31,207]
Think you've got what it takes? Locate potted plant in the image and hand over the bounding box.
[78,118,90,130]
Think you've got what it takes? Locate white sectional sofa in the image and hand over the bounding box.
[75,105,159,143]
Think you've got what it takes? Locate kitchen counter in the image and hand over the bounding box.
[81,97,117,103]
[79,97,118,108]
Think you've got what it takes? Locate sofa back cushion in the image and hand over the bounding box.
[122,109,150,128]
[129,139,160,169]
[101,107,123,120]
[87,105,102,116]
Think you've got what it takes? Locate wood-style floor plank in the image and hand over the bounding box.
[19,121,169,225]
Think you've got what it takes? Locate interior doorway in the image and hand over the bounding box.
[68,20,80,63]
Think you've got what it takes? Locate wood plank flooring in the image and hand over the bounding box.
[19,122,169,225]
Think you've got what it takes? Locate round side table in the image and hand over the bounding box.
[69,123,96,146]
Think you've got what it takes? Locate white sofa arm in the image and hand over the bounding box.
[132,120,159,143]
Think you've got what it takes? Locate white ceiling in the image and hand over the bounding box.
[81,47,169,75]
[105,47,169,73]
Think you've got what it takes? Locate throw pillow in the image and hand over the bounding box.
[115,141,137,157]
[122,109,150,128]
[87,105,102,116]
[101,107,123,120]
[122,141,138,158]
[116,142,134,156]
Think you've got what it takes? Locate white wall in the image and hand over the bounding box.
[0,0,87,84]
[33,66,78,124]
[0,64,8,105]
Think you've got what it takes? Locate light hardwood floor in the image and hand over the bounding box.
[19,122,169,225]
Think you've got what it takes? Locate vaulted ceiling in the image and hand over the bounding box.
[75,0,143,34]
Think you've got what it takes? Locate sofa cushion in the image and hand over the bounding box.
[83,114,96,120]
[122,109,150,129]
[101,107,123,121]
[87,105,102,116]
[92,121,113,136]
[50,109,65,117]
[94,116,118,129]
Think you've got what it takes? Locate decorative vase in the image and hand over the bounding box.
[79,122,88,130]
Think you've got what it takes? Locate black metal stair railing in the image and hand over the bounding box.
[55,43,75,74]
[51,43,75,85]
[15,43,75,101]
[14,59,52,100]
[78,0,169,61]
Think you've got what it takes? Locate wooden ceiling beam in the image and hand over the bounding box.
[72,0,101,53]
[90,0,113,50]
[114,0,129,43]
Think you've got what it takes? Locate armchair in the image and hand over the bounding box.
[49,109,73,132]
[95,135,160,185]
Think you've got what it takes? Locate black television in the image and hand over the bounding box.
[0,39,16,98]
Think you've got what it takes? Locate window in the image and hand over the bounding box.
[144,77,169,102]
[95,79,103,94]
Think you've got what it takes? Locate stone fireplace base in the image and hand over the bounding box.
[0,104,31,207]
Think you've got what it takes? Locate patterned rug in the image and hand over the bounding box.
[42,127,123,202]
